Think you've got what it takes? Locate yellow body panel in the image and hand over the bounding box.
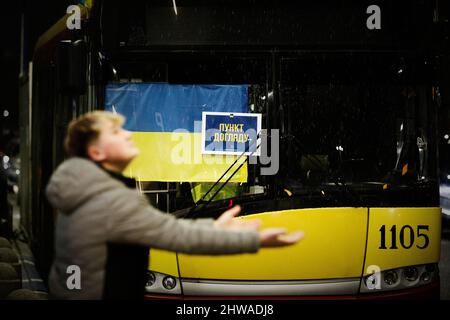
[148,207,441,282]
[177,207,368,280]
[149,249,179,277]
[125,132,247,182]
[363,207,441,275]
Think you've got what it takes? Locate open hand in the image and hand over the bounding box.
[214,205,304,247]
[213,205,261,231]
[259,228,304,247]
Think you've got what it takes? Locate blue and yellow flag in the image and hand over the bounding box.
[105,83,249,182]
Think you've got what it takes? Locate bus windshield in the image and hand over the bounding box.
[98,0,439,211]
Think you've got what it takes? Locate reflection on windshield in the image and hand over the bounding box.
[278,60,436,194]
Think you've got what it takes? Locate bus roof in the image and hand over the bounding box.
[34,5,90,62]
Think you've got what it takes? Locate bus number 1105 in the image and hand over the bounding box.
[379,225,429,250]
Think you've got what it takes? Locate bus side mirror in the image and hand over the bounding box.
[57,39,87,95]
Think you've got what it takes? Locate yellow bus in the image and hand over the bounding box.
[22,0,444,299]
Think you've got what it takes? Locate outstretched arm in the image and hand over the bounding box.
[106,188,303,255]
[106,189,260,255]
[214,205,304,247]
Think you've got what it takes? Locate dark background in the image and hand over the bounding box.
[0,1,73,156]
[0,0,449,159]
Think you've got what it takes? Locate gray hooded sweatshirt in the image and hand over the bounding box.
[45,157,259,299]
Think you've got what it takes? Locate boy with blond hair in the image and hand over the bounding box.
[46,111,303,299]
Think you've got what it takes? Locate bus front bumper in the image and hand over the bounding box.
[144,278,439,300]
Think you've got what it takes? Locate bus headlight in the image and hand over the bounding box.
[383,270,399,286]
[420,272,431,282]
[145,271,182,295]
[361,263,438,293]
[146,271,156,287]
[365,273,378,288]
[403,267,418,282]
[162,276,177,290]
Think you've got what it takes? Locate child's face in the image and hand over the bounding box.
[88,120,140,168]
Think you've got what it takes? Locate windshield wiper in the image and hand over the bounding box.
[189,131,262,217]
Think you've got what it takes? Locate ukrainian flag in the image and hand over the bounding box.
[105,83,248,183]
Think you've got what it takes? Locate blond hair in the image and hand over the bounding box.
[64,111,125,158]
